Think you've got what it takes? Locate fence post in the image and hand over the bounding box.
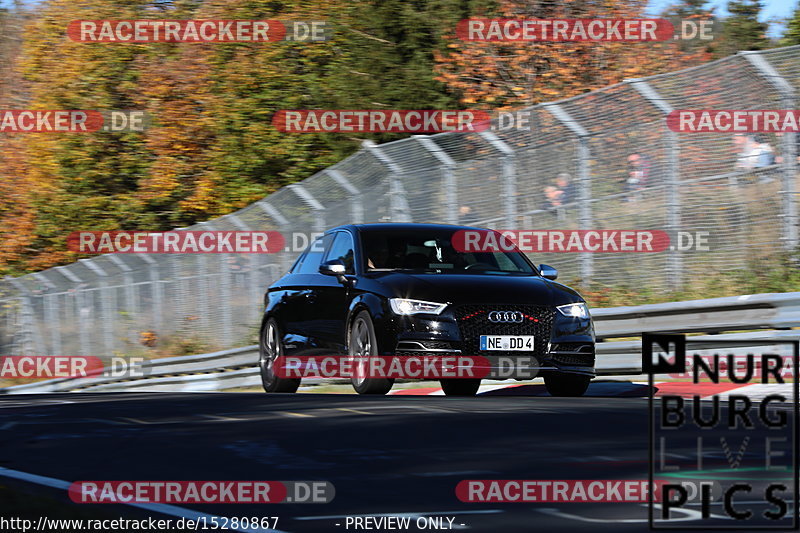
[55,265,90,355]
[80,258,113,355]
[543,103,594,281]
[287,183,327,233]
[33,272,60,356]
[325,169,364,224]
[741,51,799,252]
[364,141,412,222]
[5,277,44,356]
[191,222,213,335]
[479,131,517,228]
[256,201,293,273]
[138,255,162,347]
[107,254,137,350]
[628,78,683,289]
[227,214,262,323]
[193,221,233,348]
[414,135,458,225]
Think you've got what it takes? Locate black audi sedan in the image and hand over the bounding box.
[259,223,595,396]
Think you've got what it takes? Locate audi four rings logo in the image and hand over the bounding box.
[488,311,524,323]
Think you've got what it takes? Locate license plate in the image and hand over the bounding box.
[479,335,534,351]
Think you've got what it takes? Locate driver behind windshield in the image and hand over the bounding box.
[362,230,534,274]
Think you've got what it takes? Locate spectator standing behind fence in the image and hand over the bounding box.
[541,185,564,210]
[458,205,479,225]
[734,134,759,170]
[753,134,775,168]
[625,153,650,201]
[773,132,800,165]
[555,173,576,204]
[734,134,775,181]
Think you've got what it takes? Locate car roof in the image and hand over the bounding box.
[325,223,489,235]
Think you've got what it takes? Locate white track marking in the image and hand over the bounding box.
[0,466,288,533]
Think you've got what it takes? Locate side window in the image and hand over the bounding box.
[296,234,334,274]
[289,251,307,273]
[326,232,356,274]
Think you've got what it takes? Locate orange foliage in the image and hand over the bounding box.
[435,0,712,109]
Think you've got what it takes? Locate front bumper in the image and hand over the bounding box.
[380,303,596,379]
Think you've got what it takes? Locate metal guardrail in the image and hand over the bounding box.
[592,292,800,337]
[3,292,799,394]
[2,346,260,394]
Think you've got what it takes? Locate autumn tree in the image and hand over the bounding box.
[0,1,37,276]
[5,0,467,271]
[434,0,713,109]
[781,2,800,46]
[717,0,769,56]
[659,0,718,57]
[135,0,465,219]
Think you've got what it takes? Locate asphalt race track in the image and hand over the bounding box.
[0,389,795,532]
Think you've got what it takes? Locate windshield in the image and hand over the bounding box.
[361,229,536,275]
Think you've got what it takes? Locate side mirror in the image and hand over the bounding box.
[539,264,558,280]
[319,259,346,277]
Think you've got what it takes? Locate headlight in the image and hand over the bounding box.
[389,298,448,315]
[556,302,590,319]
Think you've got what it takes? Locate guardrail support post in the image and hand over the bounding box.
[543,103,594,281]
[628,78,683,289]
[741,51,799,253]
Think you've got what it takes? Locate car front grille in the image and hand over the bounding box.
[454,304,555,358]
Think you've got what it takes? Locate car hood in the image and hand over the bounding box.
[364,272,582,306]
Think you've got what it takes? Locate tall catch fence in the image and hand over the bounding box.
[2,47,799,357]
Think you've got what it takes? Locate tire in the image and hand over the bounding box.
[544,373,591,397]
[349,311,394,395]
[259,318,300,393]
[440,378,481,397]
